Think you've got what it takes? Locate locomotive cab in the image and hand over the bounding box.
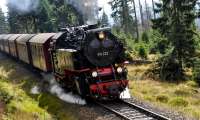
[50,25,128,99]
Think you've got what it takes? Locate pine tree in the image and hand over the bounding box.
[152,0,156,19]
[0,8,7,33]
[110,0,137,35]
[152,0,199,80]
[101,11,109,26]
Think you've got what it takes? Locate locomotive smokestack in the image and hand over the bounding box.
[66,0,99,25]
[7,0,39,14]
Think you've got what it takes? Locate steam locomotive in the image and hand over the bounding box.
[0,25,128,99]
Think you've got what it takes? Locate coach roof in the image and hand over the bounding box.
[29,33,56,44]
[8,34,22,41]
[16,34,36,44]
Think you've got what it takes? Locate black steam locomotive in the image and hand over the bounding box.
[0,25,129,99]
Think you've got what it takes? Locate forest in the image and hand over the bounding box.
[0,0,200,85]
[0,0,200,83]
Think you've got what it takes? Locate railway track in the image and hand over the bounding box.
[96,99,170,120]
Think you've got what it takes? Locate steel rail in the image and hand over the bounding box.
[95,99,171,120]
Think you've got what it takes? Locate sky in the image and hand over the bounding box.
[0,0,7,14]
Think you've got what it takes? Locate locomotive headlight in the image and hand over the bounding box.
[117,67,123,73]
[92,71,98,77]
[98,32,105,40]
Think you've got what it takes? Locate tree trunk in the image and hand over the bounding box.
[122,0,129,33]
[152,0,156,19]
[139,0,144,30]
[132,0,139,41]
[145,0,150,29]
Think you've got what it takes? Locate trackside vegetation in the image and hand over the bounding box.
[128,64,200,119]
[0,58,85,120]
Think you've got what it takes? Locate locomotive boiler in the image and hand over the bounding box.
[50,25,128,99]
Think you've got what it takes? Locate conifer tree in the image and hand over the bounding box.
[110,0,137,35]
[152,0,199,80]
[101,11,109,26]
[0,8,7,33]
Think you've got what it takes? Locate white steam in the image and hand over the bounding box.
[8,0,39,14]
[43,74,86,105]
[31,85,40,95]
[66,0,99,25]
[120,88,131,99]
[49,79,86,105]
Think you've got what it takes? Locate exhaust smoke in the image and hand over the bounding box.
[66,0,99,25]
[7,0,39,14]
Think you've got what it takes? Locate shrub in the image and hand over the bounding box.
[158,54,184,81]
[156,94,169,103]
[174,89,190,96]
[186,80,198,88]
[138,45,147,59]
[169,97,189,107]
[141,31,149,43]
[0,91,13,104]
[193,59,200,86]
[149,30,169,54]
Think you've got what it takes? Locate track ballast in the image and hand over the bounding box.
[96,99,171,120]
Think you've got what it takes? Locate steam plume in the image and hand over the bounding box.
[43,74,86,105]
[31,85,40,94]
[7,0,39,14]
[66,0,99,25]
[120,88,131,99]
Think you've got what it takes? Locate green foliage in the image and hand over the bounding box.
[112,28,135,50]
[169,97,189,107]
[157,53,184,80]
[38,93,78,120]
[149,30,169,54]
[156,94,169,103]
[186,80,199,88]
[0,79,52,120]
[138,45,147,59]
[193,59,200,86]
[174,89,191,96]
[112,28,156,60]
[141,31,149,43]
[152,0,199,81]
[0,91,13,104]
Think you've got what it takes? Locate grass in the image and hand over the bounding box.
[128,64,200,119]
[0,57,83,120]
[0,78,52,120]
